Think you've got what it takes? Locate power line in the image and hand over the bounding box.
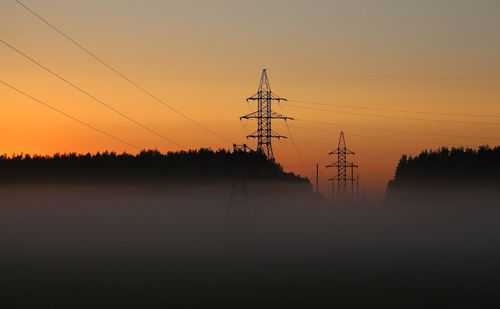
[283,121,307,171]
[289,99,500,119]
[288,135,479,157]
[14,0,231,144]
[274,138,292,167]
[273,69,500,81]
[1,80,141,150]
[290,137,407,155]
[276,124,478,155]
[275,123,470,146]
[296,119,500,142]
[280,138,402,158]
[284,103,500,126]
[275,97,306,171]
[1,39,185,149]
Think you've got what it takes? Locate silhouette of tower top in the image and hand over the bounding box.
[240,69,293,160]
[258,69,272,92]
[338,131,347,148]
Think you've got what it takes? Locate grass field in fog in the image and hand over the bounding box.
[1,183,499,308]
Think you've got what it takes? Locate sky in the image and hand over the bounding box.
[1,0,500,197]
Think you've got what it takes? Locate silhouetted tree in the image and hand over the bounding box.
[0,148,307,184]
[388,146,500,192]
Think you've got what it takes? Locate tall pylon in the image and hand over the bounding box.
[326,131,358,201]
[240,69,293,160]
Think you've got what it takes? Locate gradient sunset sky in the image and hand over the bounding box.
[1,0,500,196]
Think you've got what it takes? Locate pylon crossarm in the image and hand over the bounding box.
[246,134,259,139]
[247,94,286,102]
[246,95,259,101]
[329,149,354,155]
[326,163,341,168]
[271,133,287,139]
[247,133,286,139]
[270,111,293,120]
[240,111,259,119]
[328,161,356,166]
[271,93,287,101]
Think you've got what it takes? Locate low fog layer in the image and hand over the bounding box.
[1,182,499,308]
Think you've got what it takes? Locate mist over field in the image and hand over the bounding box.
[1,183,499,308]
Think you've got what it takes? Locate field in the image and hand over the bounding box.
[1,183,499,308]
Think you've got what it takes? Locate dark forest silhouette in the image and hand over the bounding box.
[388,145,500,194]
[0,148,307,184]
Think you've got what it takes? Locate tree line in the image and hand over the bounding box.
[0,148,307,184]
[388,145,500,191]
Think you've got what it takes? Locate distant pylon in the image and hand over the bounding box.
[326,131,358,201]
[232,143,253,153]
[227,143,251,224]
[240,69,293,160]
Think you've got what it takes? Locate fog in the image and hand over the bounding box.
[1,183,499,308]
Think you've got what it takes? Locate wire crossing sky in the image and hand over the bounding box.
[13,0,232,144]
[288,99,500,119]
[1,39,186,149]
[1,80,141,150]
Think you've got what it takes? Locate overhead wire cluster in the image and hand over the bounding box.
[2,0,498,172]
[284,102,500,126]
[272,68,500,81]
[1,80,141,150]
[2,0,231,151]
[268,69,499,167]
[1,39,185,149]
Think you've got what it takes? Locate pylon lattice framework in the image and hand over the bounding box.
[240,69,293,160]
[327,131,358,200]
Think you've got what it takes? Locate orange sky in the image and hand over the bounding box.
[1,0,500,198]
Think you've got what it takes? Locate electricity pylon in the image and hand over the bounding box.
[227,143,251,229]
[232,143,252,153]
[229,144,252,206]
[327,131,357,201]
[240,69,293,160]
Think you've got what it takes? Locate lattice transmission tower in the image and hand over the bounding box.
[327,131,358,201]
[240,69,292,160]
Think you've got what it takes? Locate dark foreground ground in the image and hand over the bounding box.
[1,182,499,308]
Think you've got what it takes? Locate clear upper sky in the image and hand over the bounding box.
[1,0,500,196]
